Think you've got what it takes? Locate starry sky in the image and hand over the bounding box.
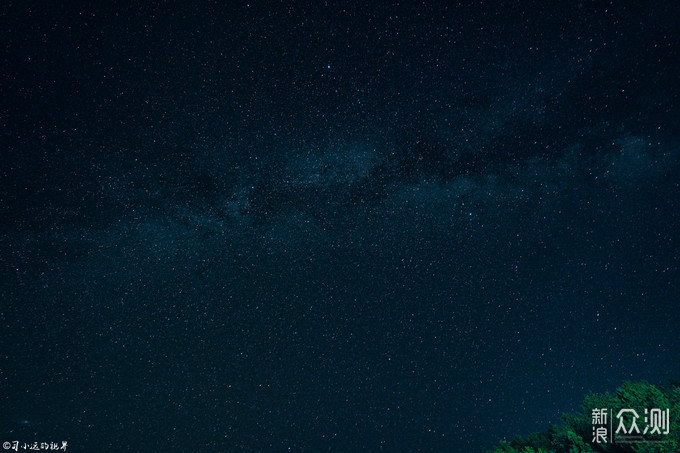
[1,1,679,451]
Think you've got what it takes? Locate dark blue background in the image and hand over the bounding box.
[1,1,679,451]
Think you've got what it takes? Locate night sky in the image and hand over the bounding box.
[1,1,679,451]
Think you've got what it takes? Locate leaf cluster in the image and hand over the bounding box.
[487,380,680,453]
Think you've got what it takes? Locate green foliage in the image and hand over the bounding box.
[486,380,680,453]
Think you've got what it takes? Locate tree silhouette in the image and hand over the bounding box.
[488,380,680,453]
